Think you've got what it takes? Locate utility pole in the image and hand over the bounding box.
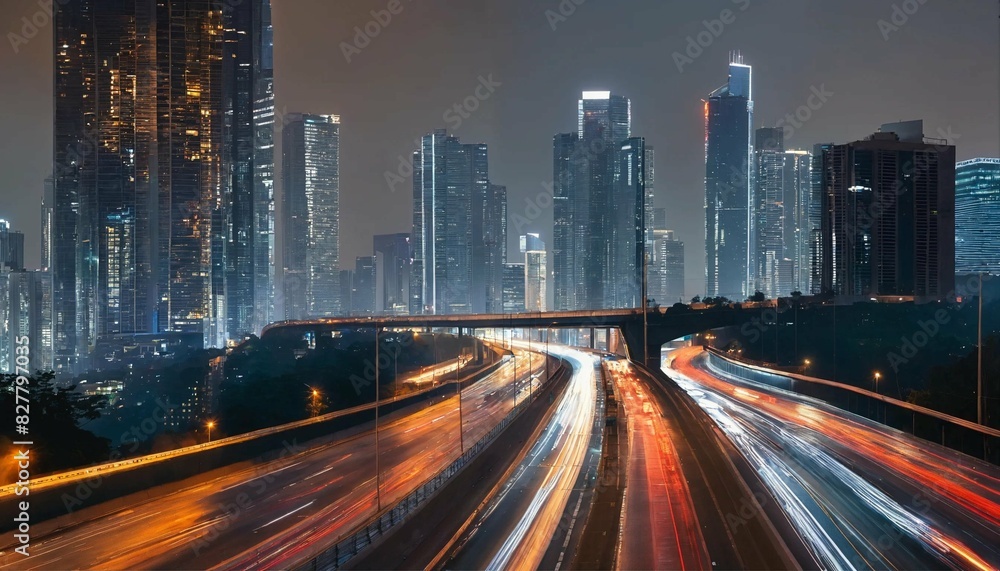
[374,325,381,512]
[457,327,464,454]
[642,252,649,366]
[979,273,984,426]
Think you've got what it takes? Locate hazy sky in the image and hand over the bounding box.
[1,0,997,296]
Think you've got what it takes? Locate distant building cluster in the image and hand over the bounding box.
[0,11,989,379]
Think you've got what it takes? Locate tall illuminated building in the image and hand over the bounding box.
[0,220,25,271]
[282,114,341,319]
[705,54,753,300]
[222,0,275,342]
[374,233,412,315]
[610,137,648,308]
[412,130,499,315]
[520,234,547,312]
[817,121,955,299]
[552,91,635,310]
[53,1,160,373]
[955,158,1000,274]
[752,128,785,297]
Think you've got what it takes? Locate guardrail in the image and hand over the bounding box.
[703,348,1000,465]
[294,357,568,571]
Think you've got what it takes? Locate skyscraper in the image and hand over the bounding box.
[0,269,53,374]
[222,0,276,341]
[353,256,376,316]
[502,263,526,313]
[784,150,813,294]
[0,220,25,271]
[154,1,224,343]
[374,233,412,315]
[520,234,547,312]
[648,210,685,305]
[53,0,161,373]
[472,183,506,314]
[412,130,498,315]
[41,177,53,272]
[552,92,635,310]
[282,114,341,319]
[752,128,784,297]
[817,121,956,299]
[705,54,753,300]
[610,137,648,308]
[955,158,1000,274]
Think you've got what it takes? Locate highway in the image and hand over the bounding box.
[669,345,1000,570]
[445,345,600,571]
[0,350,547,570]
[608,358,712,570]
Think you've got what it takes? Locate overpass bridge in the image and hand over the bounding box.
[261,306,763,369]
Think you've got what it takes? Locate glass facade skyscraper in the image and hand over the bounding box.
[374,233,412,315]
[705,55,753,300]
[282,114,341,319]
[955,158,1000,274]
[222,0,276,342]
[817,121,955,299]
[412,130,501,315]
[553,92,639,310]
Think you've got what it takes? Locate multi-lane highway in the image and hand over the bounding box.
[446,345,600,570]
[0,350,546,570]
[608,358,712,570]
[669,345,1000,570]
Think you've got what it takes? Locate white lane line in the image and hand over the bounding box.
[253,500,316,532]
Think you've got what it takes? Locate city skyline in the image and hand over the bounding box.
[2,1,996,300]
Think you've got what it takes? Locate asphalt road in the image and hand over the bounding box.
[445,345,600,571]
[671,345,1000,570]
[0,351,546,571]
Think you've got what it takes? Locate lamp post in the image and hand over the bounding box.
[374,324,381,512]
[206,421,214,443]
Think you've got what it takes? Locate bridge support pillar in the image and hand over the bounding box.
[589,328,596,349]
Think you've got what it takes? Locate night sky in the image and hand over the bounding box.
[1,0,997,296]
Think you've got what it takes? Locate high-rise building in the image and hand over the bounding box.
[817,121,955,300]
[705,54,753,301]
[752,128,785,297]
[0,220,25,271]
[955,158,1000,274]
[340,270,354,316]
[41,177,53,272]
[53,1,164,373]
[610,137,648,308]
[644,146,656,255]
[810,143,834,294]
[784,150,813,294]
[0,269,53,374]
[222,0,276,341]
[52,1,275,371]
[353,256,376,316]
[552,133,580,311]
[282,114,341,319]
[502,263,526,313]
[374,234,412,315]
[520,234,547,312]
[412,130,499,315]
[552,91,636,310]
[648,210,685,305]
[473,183,506,313]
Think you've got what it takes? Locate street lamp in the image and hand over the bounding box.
[873,372,881,394]
[206,421,215,443]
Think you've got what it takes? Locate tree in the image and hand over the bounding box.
[691,295,702,304]
[750,291,766,303]
[1,371,110,478]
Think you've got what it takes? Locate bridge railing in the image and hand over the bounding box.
[703,348,1000,465]
[294,358,568,571]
